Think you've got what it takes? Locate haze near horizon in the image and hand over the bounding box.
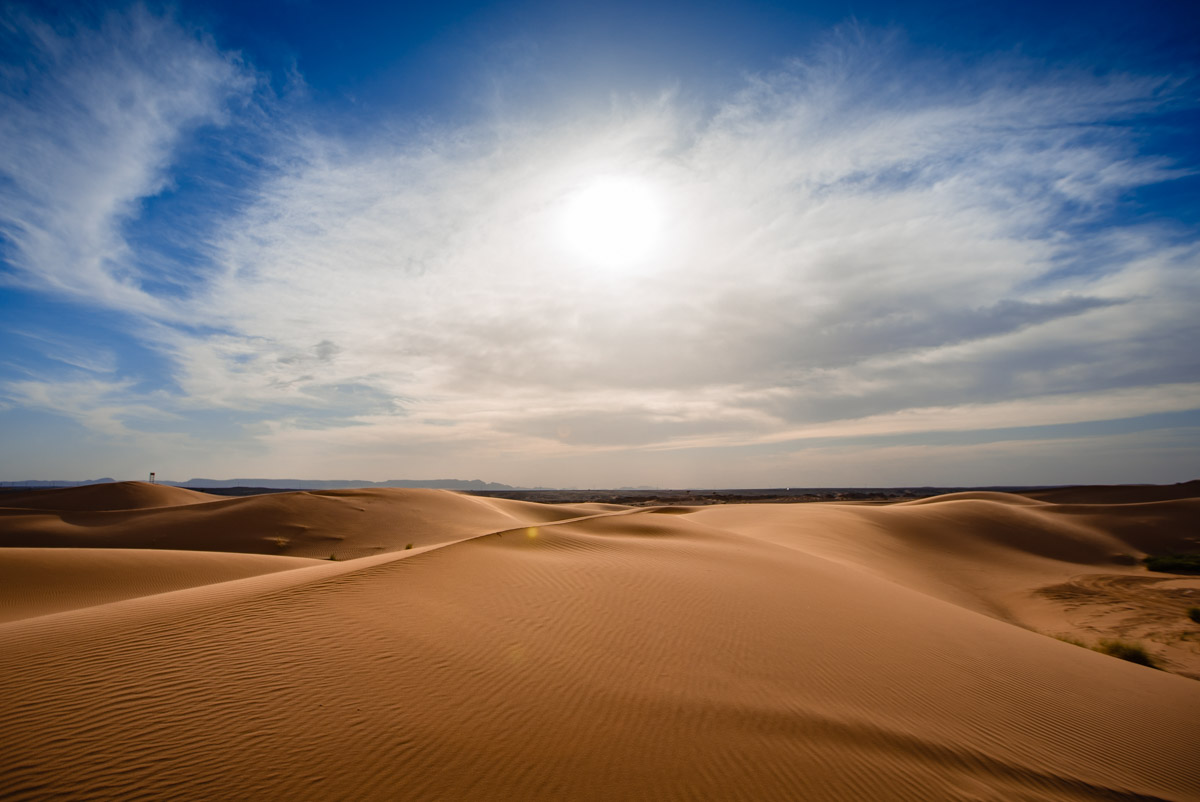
[1,0,1198,487]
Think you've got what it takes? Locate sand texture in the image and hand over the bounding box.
[2,482,1199,800]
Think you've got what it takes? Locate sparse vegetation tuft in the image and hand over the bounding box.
[1054,635,1088,648]
[1051,634,1162,668]
[1142,553,1200,573]
[327,554,339,561]
[406,543,413,550]
[1094,639,1158,668]
[1188,607,1200,624]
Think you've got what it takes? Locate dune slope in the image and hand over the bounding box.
[0,484,1198,800]
[0,548,319,623]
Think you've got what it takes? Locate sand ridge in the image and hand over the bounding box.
[1,482,1198,800]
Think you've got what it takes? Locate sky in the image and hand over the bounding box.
[1,0,1199,488]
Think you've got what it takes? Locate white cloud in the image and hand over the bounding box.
[1,12,1196,483]
[180,43,1193,435]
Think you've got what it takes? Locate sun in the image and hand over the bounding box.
[560,176,661,268]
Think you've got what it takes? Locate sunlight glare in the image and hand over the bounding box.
[560,176,661,268]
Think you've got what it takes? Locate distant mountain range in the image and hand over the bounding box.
[0,478,120,488]
[175,478,516,490]
[1,478,516,490]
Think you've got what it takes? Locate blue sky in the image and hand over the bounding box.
[1,0,1198,487]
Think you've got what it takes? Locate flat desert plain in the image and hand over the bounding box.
[1,481,1199,800]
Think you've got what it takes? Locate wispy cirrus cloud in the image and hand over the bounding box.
[0,4,253,311]
[0,8,1196,484]
[3,376,172,437]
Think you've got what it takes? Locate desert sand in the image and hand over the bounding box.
[1,481,1198,800]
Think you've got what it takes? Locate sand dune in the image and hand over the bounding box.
[1,482,1198,800]
[1022,480,1200,504]
[0,482,598,559]
[0,481,220,511]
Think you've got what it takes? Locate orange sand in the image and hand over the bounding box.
[1,481,1198,800]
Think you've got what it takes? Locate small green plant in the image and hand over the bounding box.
[1094,639,1158,668]
[1142,553,1200,573]
[1188,607,1200,624]
[406,543,413,550]
[327,554,339,561]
